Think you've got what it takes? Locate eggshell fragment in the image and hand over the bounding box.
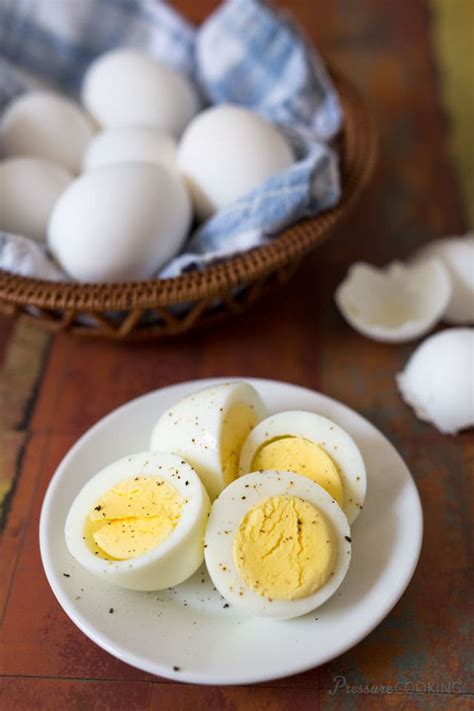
[177,104,295,220]
[0,91,95,173]
[82,127,177,172]
[48,162,191,282]
[335,259,452,343]
[415,235,474,324]
[397,328,474,434]
[0,157,72,242]
[82,49,199,136]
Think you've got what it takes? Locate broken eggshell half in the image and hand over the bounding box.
[335,258,452,343]
[396,327,474,435]
[414,234,474,325]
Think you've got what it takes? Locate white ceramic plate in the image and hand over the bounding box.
[39,378,423,685]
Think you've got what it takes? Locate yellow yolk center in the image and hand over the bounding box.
[85,476,183,560]
[251,436,344,507]
[233,495,336,601]
[221,402,258,485]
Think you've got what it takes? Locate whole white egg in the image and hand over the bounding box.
[415,235,474,324]
[397,328,474,434]
[47,162,191,282]
[0,157,72,242]
[0,91,95,173]
[82,49,200,136]
[239,411,366,524]
[205,470,352,619]
[65,451,210,591]
[177,105,295,220]
[82,126,177,172]
[150,382,267,500]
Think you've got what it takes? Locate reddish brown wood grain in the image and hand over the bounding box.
[0,1,472,709]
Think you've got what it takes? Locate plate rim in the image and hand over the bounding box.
[39,377,423,685]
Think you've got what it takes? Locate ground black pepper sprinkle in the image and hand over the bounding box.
[63,573,70,578]
[173,666,180,671]
[94,505,102,511]
[109,608,114,613]
[345,536,352,543]
[223,603,230,608]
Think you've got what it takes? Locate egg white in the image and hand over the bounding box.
[150,382,267,500]
[239,411,366,524]
[64,451,210,591]
[204,471,352,619]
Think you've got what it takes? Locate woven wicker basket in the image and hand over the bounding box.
[0,71,376,340]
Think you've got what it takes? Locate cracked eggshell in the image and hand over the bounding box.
[397,328,474,434]
[335,259,451,343]
[415,235,474,325]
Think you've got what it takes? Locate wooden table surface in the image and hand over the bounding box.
[0,1,472,709]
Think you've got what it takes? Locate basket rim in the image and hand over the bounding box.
[0,70,377,311]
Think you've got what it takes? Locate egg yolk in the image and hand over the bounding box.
[233,495,336,601]
[221,402,258,485]
[251,436,344,507]
[84,476,183,560]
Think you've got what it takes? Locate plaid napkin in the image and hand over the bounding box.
[0,0,342,281]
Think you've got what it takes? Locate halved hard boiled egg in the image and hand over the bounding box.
[205,471,352,619]
[150,382,267,500]
[239,411,366,524]
[65,451,210,591]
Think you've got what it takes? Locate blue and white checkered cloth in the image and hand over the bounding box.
[0,0,342,280]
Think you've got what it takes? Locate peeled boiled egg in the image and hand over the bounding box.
[205,470,351,619]
[0,91,95,173]
[82,49,200,136]
[397,328,474,434]
[415,235,474,324]
[0,157,72,242]
[64,451,210,591]
[47,162,191,282]
[177,104,295,220]
[239,411,366,524]
[82,127,177,172]
[335,259,452,343]
[150,382,267,500]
